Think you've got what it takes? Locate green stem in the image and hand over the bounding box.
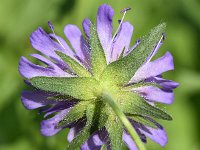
[102,92,146,150]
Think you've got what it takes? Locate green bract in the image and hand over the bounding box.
[56,51,91,77]
[31,77,100,100]
[90,24,107,79]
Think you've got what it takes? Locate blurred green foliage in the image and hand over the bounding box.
[0,0,200,149]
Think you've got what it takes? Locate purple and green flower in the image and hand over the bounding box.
[19,4,179,150]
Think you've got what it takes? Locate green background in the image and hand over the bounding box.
[0,0,199,149]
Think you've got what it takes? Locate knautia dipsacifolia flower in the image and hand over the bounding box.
[19,4,179,150]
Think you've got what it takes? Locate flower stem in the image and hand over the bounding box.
[102,92,146,150]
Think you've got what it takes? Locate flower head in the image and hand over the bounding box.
[19,4,179,150]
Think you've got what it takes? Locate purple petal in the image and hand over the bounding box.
[97,4,114,63]
[49,34,76,59]
[123,132,138,150]
[21,90,55,110]
[133,119,168,147]
[64,25,89,62]
[40,109,69,136]
[67,120,86,142]
[130,120,147,143]
[140,126,168,147]
[32,54,66,72]
[67,127,77,142]
[67,127,76,142]
[130,52,174,83]
[30,53,68,72]
[82,18,91,37]
[146,77,179,90]
[30,27,63,61]
[111,22,133,62]
[49,32,88,69]
[43,101,75,118]
[81,131,105,150]
[80,38,91,69]
[132,86,174,104]
[18,56,70,79]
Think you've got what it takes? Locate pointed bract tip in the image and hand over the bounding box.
[159,22,167,29]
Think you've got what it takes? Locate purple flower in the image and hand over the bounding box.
[19,4,178,150]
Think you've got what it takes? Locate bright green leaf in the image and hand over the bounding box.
[56,51,91,77]
[57,101,89,128]
[94,100,108,129]
[105,115,123,150]
[30,77,100,100]
[120,92,172,120]
[101,23,166,85]
[90,24,107,79]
